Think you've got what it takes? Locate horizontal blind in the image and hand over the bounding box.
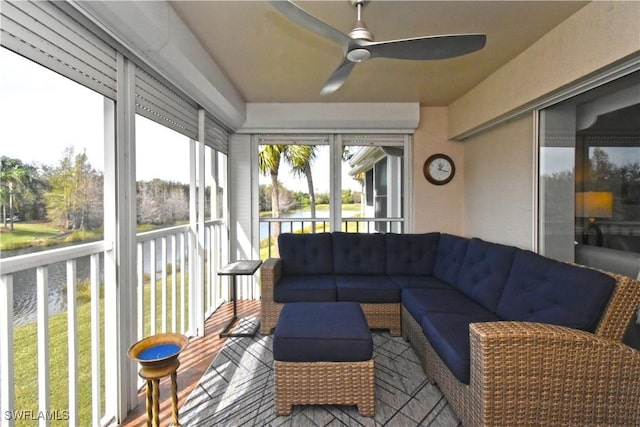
[135,66,199,140]
[0,0,117,99]
[257,134,331,145]
[341,134,406,146]
[205,112,229,154]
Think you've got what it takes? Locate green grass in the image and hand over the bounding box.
[0,222,64,251]
[12,270,189,427]
[0,221,182,252]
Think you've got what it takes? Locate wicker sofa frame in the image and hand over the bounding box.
[402,271,640,426]
[260,232,640,425]
[260,257,401,336]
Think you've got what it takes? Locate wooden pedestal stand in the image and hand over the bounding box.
[127,333,188,427]
[138,359,181,427]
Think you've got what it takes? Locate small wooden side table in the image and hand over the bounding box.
[218,260,262,338]
[138,359,181,427]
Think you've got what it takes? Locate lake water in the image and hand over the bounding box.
[2,241,183,327]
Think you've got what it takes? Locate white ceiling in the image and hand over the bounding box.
[169,1,588,106]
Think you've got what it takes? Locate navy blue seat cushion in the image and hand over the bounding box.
[402,287,496,323]
[336,275,401,303]
[496,249,616,332]
[454,238,517,312]
[273,302,373,362]
[391,275,452,290]
[433,234,470,285]
[332,232,386,275]
[273,275,337,303]
[278,233,333,275]
[386,232,440,276]
[420,310,500,384]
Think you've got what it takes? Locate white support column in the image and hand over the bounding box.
[387,155,402,233]
[211,148,218,221]
[229,134,251,262]
[330,135,343,232]
[108,53,138,418]
[195,109,206,336]
[404,134,413,233]
[189,139,198,336]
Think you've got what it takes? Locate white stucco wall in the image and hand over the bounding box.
[463,115,535,249]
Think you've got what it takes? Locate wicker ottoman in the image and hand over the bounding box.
[273,302,375,417]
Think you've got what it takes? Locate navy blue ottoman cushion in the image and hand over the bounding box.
[273,302,373,362]
[497,249,616,332]
[386,232,440,276]
[420,310,500,384]
[278,233,333,275]
[273,275,337,303]
[336,275,401,303]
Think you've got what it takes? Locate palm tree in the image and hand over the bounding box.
[258,144,286,239]
[1,156,32,231]
[285,145,318,231]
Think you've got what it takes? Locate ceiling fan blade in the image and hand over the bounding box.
[320,58,357,96]
[269,0,351,46]
[367,34,486,60]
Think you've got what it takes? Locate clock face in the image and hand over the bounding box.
[424,154,455,185]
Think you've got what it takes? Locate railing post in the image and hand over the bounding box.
[66,260,79,427]
[0,274,15,427]
[90,255,101,427]
[36,266,50,427]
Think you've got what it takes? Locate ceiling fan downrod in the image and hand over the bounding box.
[347,0,372,62]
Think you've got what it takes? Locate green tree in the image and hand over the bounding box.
[45,147,102,230]
[285,145,318,230]
[258,145,286,238]
[1,156,35,231]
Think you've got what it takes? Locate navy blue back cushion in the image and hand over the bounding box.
[497,249,616,332]
[278,233,333,275]
[455,238,517,312]
[332,232,386,275]
[386,233,440,275]
[433,234,470,285]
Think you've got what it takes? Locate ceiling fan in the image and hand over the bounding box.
[270,0,487,95]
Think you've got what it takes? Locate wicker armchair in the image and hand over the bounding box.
[402,272,640,426]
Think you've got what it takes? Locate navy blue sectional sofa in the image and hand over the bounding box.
[260,232,640,426]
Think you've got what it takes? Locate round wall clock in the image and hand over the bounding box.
[423,154,455,185]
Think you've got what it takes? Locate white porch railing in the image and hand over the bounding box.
[0,219,233,426]
[1,241,111,427]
